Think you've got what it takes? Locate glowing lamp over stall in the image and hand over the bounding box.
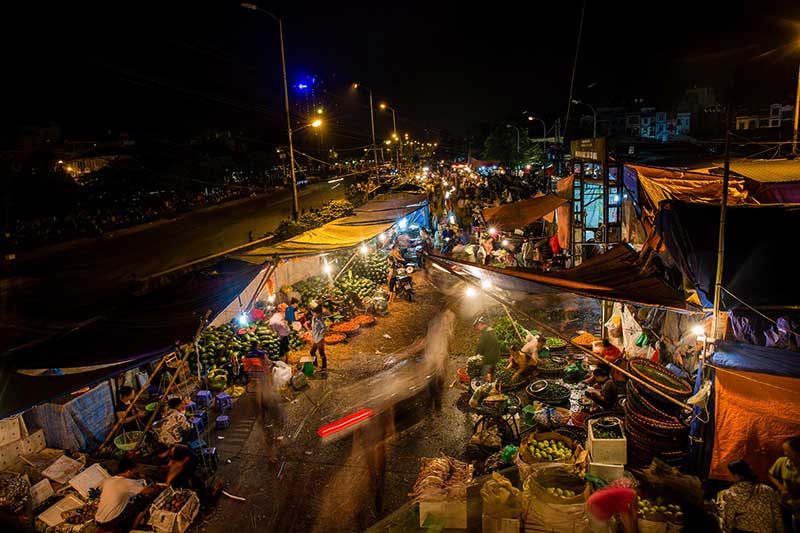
[481,279,492,290]
[378,233,387,243]
[360,244,369,254]
[502,239,509,247]
[238,313,249,326]
[398,217,408,230]
[489,227,497,236]
[323,261,332,274]
[465,286,477,298]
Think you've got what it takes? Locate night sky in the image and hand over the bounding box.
[4,0,800,148]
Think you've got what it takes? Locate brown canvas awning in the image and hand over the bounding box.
[482,194,567,230]
[429,245,695,312]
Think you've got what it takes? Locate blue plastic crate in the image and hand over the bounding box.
[196,390,213,407]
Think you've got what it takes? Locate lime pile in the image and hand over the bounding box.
[528,438,572,462]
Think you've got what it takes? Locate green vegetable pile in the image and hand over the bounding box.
[593,426,623,439]
[544,337,567,349]
[191,320,307,374]
[492,317,529,352]
[545,487,577,498]
[352,251,390,284]
[333,271,377,300]
[493,358,527,386]
[295,276,330,307]
[275,199,355,239]
[467,355,484,378]
[636,497,684,523]
[528,438,573,462]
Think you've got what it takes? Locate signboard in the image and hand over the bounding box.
[570,137,607,165]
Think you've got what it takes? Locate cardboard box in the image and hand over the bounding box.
[419,500,467,529]
[586,419,627,465]
[588,461,625,482]
[0,429,46,471]
[69,463,110,499]
[37,494,84,528]
[148,487,200,533]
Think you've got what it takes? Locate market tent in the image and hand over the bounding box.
[235,193,429,261]
[703,341,800,481]
[624,164,751,228]
[482,194,567,230]
[707,159,800,203]
[655,200,800,309]
[428,244,693,311]
[0,259,263,418]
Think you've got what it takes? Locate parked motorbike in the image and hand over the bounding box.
[395,273,415,302]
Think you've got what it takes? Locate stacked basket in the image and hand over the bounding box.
[624,358,693,469]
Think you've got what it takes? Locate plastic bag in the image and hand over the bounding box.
[272,361,292,390]
[481,472,522,519]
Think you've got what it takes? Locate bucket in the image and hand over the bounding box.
[302,362,315,377]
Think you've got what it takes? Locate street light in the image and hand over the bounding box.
[292,119,323,133]
[526,114,548,167]
[380,102,402,171]
[572,99,597,138]
[352,83,379,175]
[241,2,301,219]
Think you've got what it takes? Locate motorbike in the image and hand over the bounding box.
[395,273,416,301]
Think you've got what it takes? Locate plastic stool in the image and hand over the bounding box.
[196,390,213,407]
[188,439,206,454]
[195,409,209,428]
[201,447,219,470]
[184,401,197,413]
[215,415,230,429]
[189,417,206,438]
[215,393,232,411]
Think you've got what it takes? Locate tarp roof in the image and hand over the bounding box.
[0,259,263,417]
[711,340,800,379]
[482,194,567,230]
[655,200,800,309]
[235,193,428,261]
[429,245,693,311]
[715,159,800,184]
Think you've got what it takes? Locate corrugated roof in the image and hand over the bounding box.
[482,194,567,229]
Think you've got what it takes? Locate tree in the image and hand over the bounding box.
[483,124,542,168]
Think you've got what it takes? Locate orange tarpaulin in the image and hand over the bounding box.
[482,194,567,230]
[555,176,574,250]
[710,368,800,481]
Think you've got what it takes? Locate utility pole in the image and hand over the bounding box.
[712,104,733,340]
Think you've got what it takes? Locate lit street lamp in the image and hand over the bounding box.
[572,99,597,138]
[352,83,379,176]
[240,2,302,219]
[379,102,402,170]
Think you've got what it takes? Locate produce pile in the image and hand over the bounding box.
[410,455,472,503]
[295,277,330,307]
[544,486,578,499]
[544,337,567,349]
[467,355,484,378]
[331,321,360,334]
[62,502,98,525]
[493,317,529,352]
[493,357,528,387]
[192,320,307,374]
[352,251,390,284]
[333,271,377,300]
[0,473,29,512]
[526,381,571,404]
[158,490,192,512]
[592,425,623,439]
[571,332,598,346]
[527,438,573,462]
[537,358,566,377]
[352,314,376,326]
[274,199,355,239]
[324,333,346,344]
[636,496,684,523]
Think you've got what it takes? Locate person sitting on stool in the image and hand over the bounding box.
[585,367,618,412]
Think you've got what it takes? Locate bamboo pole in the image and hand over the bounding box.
[98,354,171,452]
[433,256,691,411]
[501,303,526,344]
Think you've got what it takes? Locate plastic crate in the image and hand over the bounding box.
[148,488,200,533]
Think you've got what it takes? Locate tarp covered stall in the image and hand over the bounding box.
[27,382,115,452]
[625,164,751,230]
[704,341,800,481]
[429,245,693,311]
[655,200,800,309]
[0,259,264,418]
[482,194,567,230]
[703,159,800,203]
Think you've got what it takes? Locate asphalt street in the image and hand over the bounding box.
[0,181,347,350]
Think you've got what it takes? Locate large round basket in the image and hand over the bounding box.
[352,315,376,327]
[324,333,346,345]
[331,322,360,335]
[114,431,145,451]
[628,358,693,400]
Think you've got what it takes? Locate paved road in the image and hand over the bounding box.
[0,181,347,348]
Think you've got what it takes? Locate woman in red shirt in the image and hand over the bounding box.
[591,339,625,383]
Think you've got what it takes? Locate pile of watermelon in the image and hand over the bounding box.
[352,251,390,284]
[191,320,307,374]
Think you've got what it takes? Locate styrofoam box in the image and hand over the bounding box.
[419,500,467,529]
[483,514,521,533]
[148,488,200,533]
[587,419,627,465]
[588,461,625,482]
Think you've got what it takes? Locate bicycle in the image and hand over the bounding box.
[472,392,532,449]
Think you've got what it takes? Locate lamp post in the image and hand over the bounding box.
[380,103,401,171]
[352,83,379,177]
[241,2,301,219]
[572,99,597,138]
[527,115,547,160]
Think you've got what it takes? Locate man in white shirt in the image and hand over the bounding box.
[95,458,160,531]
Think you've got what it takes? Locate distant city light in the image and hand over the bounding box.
[297,83,308,89]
